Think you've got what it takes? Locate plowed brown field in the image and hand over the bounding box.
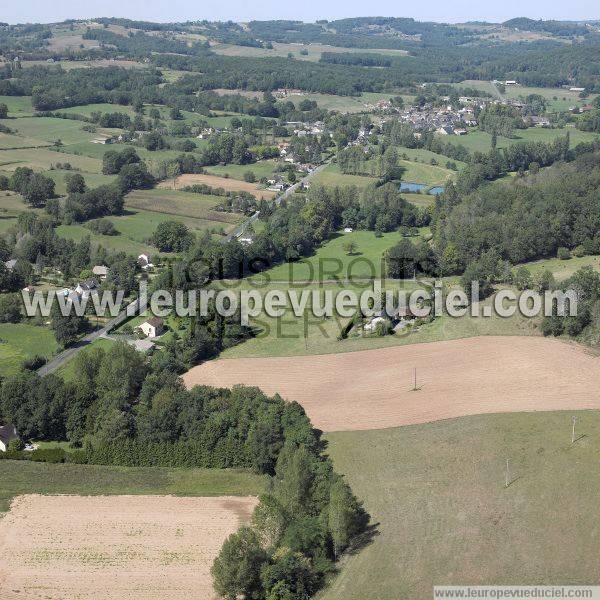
[183,336,600,432]
[0,494,257,600]
[159,173,276,199]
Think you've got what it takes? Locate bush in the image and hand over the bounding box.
[22,355,47,371]
[572,245,587,258]
[557,247,571,260]
[86,218,118,236]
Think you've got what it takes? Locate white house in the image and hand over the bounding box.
[4,259,17,271]
[0,424,19,452]
[75,279,98,299]
[137,317,165,339]
[138,253,154,270]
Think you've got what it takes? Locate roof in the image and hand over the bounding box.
[4,259,17,269]
[92,265,108,275]
[128,339,156,353]
[146,317,164,329]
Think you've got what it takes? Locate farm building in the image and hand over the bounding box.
[137,317,165,339]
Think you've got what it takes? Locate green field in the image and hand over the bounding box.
[520,254,600,281]
[262,229,422,281]
[0,95,35,117]
[324,410,600,599]
[44,169,116,194]
[125,188,241,229]
[0,460,266,514]
[55,103,137,118]
[502,85,596,112]
[285,91,411,113]
[396,146,467,170]
[0,116,101,146]
[206,159,282,181]
[0,322,60,377]
[212,42,408,63]
[398,159,455,186]
[0,146,102,172]
[437,127,599,154]
[312,163,377,189]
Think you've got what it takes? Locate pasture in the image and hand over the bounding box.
[0,323,60,378]
[437,126,599,154]
[211,41,408,62]
[0,493,258,599]
[0,147,101,172]
[324,409,600,598]
[184,336,600,432]
[206,159,283,182]
[0,95,35,117]
[125,188,242,229]
[262,229,424,281]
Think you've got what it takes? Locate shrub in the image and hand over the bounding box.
[557,247,571,260]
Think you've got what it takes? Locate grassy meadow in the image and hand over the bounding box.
[0,323,60,378]
[324,410,600,599]
[437,126,599,154]
[0,460,267,514]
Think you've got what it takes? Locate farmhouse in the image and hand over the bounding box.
[138,253,154,270]
[75,279,98,298]
[92,265,108,280]
[137,317,165,338]
[0,424,19,452]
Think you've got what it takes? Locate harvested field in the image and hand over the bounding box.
[125,189,242,228]
[184,336,600,432]
[0,494,258,600]
[160,173,276,200]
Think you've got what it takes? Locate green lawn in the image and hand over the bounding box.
[312,163,377,189]
[519,254,600,281]
[324,410,600,599]
[502,85,596,112]
[0,322,60,378]
[398,159,454,186]
[396,146,466,170]
[1,116,101,146]
[0,146,102,172]
[438,127,599,154]
[54,103,137,118]
[44,169,116,194]
[0,95,35,117]
[125,188,241,230]
[0,460,267,514]
[206,159,283,181]
[262,229,422,281]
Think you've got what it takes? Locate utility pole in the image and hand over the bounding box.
[505,458,510,488]
[571,416,578,444]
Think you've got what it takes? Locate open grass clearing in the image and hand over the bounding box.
[125,188,241,228]
[0,322,59,378]
[262,229,425,281]
[0,493,258,599]
[206,159,284,182]
[1,116,102,146]
[311,163,377,189]
[323,410,600,599]
[43,169,116,195]
[211,41,408,62]
[184,336,600,432]
[0,95,35,117]
[0,147,102,172]
[437,126,599,154]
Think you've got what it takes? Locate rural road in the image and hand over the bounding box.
[37,298,139,376]
[490,80,505,101]
[224,158,331,243]
[38,158,333,374]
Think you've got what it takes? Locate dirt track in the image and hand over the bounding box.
[0,494,257,600]
[183,336,600,432]
[159,173,276,199]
